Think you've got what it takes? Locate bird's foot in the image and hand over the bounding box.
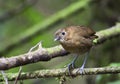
[68,61,75,69]
[76,65,85,75]
[67,62,75,76]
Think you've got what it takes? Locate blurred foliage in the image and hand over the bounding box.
[0,0,120,84]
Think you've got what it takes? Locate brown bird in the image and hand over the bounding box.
[54,26,98,74]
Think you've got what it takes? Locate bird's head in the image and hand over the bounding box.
[54,28,68,43]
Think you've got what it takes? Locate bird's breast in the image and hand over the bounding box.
[61,41,91,55]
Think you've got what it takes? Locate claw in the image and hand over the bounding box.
[67,63,71,75]
[68,61,75,68]
[78,66,85,74]
[67,55,78,76]
[78,53,89,74]
[67,62,75,75]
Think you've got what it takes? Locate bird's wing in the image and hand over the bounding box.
[76,26,96,38]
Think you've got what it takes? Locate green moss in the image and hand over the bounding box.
[93,39,98,44]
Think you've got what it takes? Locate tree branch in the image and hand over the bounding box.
[0,23,120,70]
[0,67,120,81]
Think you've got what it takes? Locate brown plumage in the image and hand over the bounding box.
[54,26,98,54]
[54,26,98,74]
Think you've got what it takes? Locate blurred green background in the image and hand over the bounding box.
[0,0,120,84]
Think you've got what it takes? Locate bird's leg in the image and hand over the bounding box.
[78,52,89,74]
[67,55,78,75]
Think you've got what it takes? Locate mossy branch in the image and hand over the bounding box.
[0,67,120,81]
[0,23,120,70]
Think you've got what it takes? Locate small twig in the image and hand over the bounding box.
[28,41,42,53]
[1,70,8,84]
[14,41,42,84]
[14,66,22,84]
[14,41,43,84]
[59,76,66,84]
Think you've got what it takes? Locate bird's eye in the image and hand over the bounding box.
[61,32,65,35]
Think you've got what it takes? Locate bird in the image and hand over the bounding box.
[54,26,98,74]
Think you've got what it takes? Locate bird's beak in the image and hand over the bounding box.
[54,36,60,41]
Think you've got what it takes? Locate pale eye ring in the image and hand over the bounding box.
[61,32,65,35]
